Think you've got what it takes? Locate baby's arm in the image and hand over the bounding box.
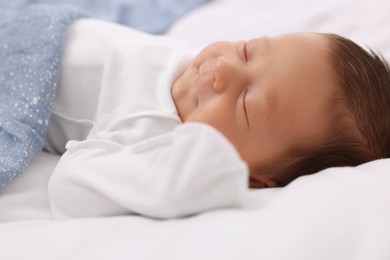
[48,123,248,219]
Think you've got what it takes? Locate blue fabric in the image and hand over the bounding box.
[0,0,211,34]
[0,4,84,188]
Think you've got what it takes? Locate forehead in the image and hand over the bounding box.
[249,32,336,95]
[263,33,336,103]
[268,32,332,78]
[257,33,337,151]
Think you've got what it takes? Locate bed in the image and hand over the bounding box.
[1,0,390,259]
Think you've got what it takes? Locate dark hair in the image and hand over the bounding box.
[257,33,390,187]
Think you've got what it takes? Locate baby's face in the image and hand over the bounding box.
[172,32,337,186]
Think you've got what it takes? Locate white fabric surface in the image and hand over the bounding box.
[50,124,248,219]
[167,0,390,60]
[1,0,390,259]
[0,152,57,222]
[45,18,189,154]
[1,158,390,260]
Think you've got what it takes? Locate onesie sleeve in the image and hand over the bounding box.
[48,123,249,219]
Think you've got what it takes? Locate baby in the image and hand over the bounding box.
[46,19,390,219]
[173,32,390,188]
[173,32,341,188]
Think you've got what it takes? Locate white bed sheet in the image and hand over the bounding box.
[2,0,390,259]
[1,151,390,260]
[0,152,57,222]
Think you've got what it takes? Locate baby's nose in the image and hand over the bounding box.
[213,56,246,93]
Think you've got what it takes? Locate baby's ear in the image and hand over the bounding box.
[249,176,279,188]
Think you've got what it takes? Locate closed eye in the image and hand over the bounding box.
[241,42,248,63]
[243,89,250,127]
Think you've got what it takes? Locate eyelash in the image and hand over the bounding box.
[243,89,250,127]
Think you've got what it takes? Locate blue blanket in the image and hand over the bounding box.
[0,0,210,189]
[0,4,83,188]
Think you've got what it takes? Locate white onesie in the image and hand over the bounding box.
[46,19,248,219]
